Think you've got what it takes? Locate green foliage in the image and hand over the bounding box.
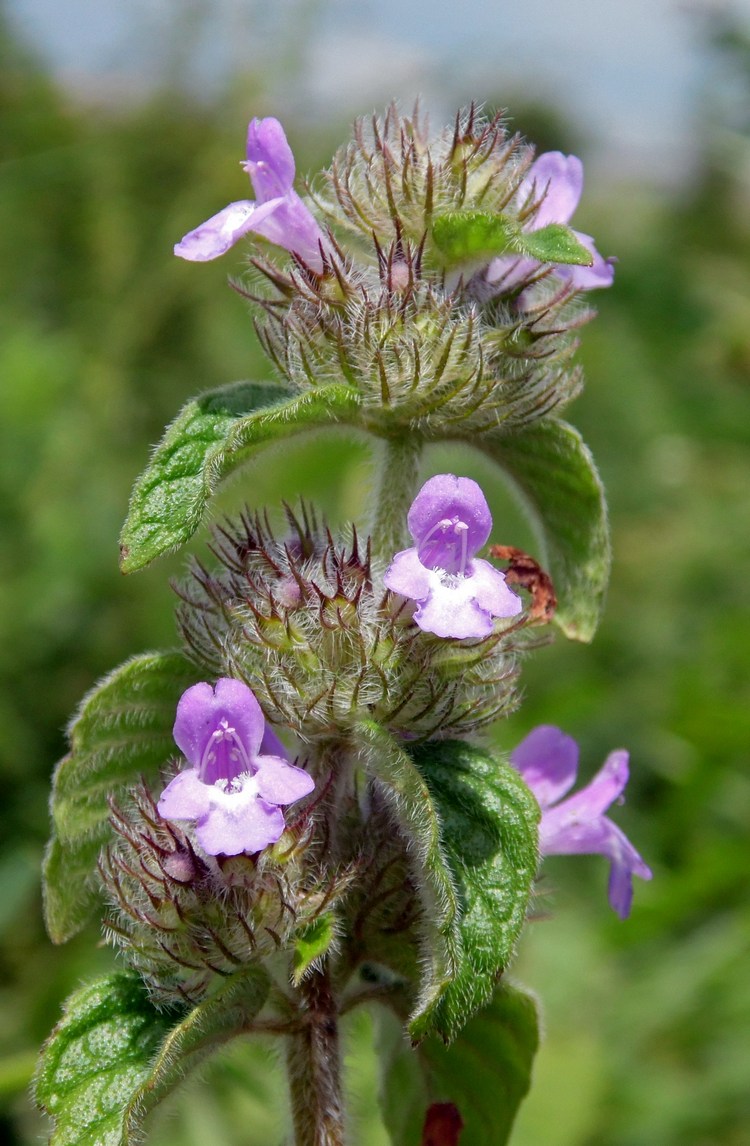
[477,418,610,641]
[378,982,539,1145]
[292,914,337,986]
[120,380,360,572]
[356,721,460,1037]
[513,223,593,266]
[44,651,197,942]
[408,741,539,1043]
[431,211,591,268]
[432,210,514,262]
[35,968,270,1145]
[357,730,538,1046]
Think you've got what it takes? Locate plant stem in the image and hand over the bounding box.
[286,966,345,1146]
[369,434,423,565]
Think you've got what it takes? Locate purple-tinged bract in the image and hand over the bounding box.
[158,678,314,856]
[488,151,615,293]
[384,474,522,639]
[174,117,327,270]
[510,725,652,918]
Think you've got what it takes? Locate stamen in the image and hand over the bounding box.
[455,521,469,576]
[199,719,252,781]
[418,517,454,549]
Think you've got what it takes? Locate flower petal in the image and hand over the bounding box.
[244,116,296,201]
[173,678,265,780]
[247,191,327,271]
[555,231,615,290]
[384,546,432,601]
[196,784,285,856]
[254,757,315,805]
[259,722,288,759]
[510,724,579,808]
[467,557,522,618]
[157,769,211,821]
[607,829,653,918]
[524,152,583,228]
[485,254,540,292]
[174,199,278,262]
[407,474,492,560]
[413,572,495,639]
[540,810,652,919]
[552,748,630,820]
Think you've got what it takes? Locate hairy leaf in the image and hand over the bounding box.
[120,380,360,572]
[512,223,593,266]
[477,418,610,641]
[378,983,539,1146]
[44,650,197,943]
[431,210,514,262]
[408,740,539,1042]
[35,968,269,1145]
[292,913,337,986]
[357,722,460,1038]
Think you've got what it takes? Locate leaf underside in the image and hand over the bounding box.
[476,417,611,641]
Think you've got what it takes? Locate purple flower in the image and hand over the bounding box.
[488,151,615,293]
[175,117,327,270]
[383,474,522,639]
[510,725,652,918]
[157,678,314,856]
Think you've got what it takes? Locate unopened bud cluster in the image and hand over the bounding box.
[243,107,591,438]
[176,505,533,744]
[100,784,345,1003]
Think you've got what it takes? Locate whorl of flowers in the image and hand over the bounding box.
[174,504,536,744]
[218,106,614,441]
[100,783,345,1004]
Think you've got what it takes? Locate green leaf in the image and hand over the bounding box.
[477,418,610,641]
[512,223,593,266]
[431,212,592,270]
[292,913,337,986]
[119,380,360,573]
[378,982,539,1146]
[356,721,460,1038]
[408,741,539,1043]
[35,968,270,1146]
[432,210,514,263]
[44,650,198,943]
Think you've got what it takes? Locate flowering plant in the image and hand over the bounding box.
[36,107,648,1146]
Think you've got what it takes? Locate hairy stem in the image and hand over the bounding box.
[369,434,423,565]
[286,966,345,1146]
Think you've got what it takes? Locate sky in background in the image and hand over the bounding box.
[7,0,750,183]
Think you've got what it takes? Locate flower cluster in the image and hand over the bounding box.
[174,503,529,743]
[175,112,611,441]
[101,780,343,1003]
[42,103,652,1146]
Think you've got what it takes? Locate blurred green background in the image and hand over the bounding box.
[1,1,749,1142]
